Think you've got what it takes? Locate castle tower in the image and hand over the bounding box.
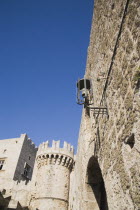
[30,140,74,210]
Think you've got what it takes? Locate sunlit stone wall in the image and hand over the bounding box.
[69,0,140,209]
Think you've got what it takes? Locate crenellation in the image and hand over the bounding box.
[25,137,38,151]
[42,142,45,149]
[38,142,45,152]
[52,140,60,149]
[45,140,49,149]
[63,141,68,150]
[70,146,74,153]
[37,140,74,160]
[63,141,74,154]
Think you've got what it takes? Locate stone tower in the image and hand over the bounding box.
[30,140,74,210]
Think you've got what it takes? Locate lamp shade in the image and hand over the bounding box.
[77,79,90,90]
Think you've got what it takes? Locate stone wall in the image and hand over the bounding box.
[0,134,37,208]
[70,0,140,209]
[13,134,37,182]
[0,135,25,191]
[9,134,37,208]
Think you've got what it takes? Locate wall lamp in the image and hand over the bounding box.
[76,78,91,105]
[76,78,108,116]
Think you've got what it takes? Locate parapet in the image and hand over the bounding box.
[38,140,74,157]
[37,140,74,170]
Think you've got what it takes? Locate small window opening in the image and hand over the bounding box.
[29,156,31,160]
[0,160,5,170]
[23,163,32,179]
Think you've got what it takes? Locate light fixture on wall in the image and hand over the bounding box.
[76,78,91,105]
[76,77,108,116]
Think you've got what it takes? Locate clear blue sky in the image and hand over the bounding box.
[0,0,94,151]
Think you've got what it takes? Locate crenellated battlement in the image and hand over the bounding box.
[20,134,38,151]
[28,139,38,150]
[37,140,74,157]
[36,140,74,170]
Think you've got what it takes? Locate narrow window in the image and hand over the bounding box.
[0,160,5,170]
[23,163,32,179]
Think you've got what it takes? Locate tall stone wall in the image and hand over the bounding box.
[13,134,37,181]
[9,134,37,208]
[0,134,37,208]
[0,135,25,191]
[70,0,140,209]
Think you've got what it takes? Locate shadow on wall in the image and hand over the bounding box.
[13,137,37,185]
[86,156,108,210]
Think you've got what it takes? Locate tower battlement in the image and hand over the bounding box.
[36,140,74,170]
[37,140,74,157]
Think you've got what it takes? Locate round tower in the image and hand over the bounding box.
[30,140,74,210]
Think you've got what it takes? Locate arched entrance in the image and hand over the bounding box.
[85,156,108,210]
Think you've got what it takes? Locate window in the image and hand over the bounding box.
[0,160,5,170]
[23,163,32,179]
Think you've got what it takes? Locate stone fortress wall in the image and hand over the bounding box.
[69,0,140,209]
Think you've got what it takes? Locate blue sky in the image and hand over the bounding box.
[0,0,93,151]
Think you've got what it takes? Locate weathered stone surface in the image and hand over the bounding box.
[69,0,140,209]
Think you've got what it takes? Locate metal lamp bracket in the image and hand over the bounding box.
[87,106,107,114]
